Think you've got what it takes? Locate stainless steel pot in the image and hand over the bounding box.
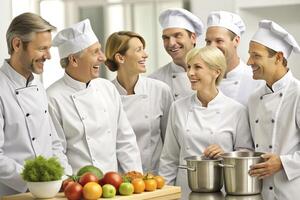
[219,151,264,195]
[179,156,223,192]
[189,192,224,200]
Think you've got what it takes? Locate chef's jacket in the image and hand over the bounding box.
[112,76,173,174]
[219,60,263,105]
[159,91,253,197]
[149,62,195,100]
[47,73,143,174]
[248,71,300,200]
[0,60,71,197]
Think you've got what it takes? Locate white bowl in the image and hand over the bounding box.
[27,180,62,198]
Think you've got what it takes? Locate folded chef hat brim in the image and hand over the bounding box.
[52,19,98,59]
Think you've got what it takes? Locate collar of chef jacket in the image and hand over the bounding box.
[266,70,292,93]
[63,72,92,91]
[225,59,246,79]
[192,90,225,108]
[171,62,186,73]
[1,59,35,88]
[112,75,145,95]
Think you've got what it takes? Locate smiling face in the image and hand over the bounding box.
[162,28,196,67]
[205,27,239,71]
[187,55,220,91]
[17,31,52,77]
[74,42,106,82]
[247,41,277,82]
[121,37,148,75]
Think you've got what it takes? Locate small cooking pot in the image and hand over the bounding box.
[179,156,223,192]
[219,151,264,195]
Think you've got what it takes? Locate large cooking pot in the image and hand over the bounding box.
[179,156,223,192]
[219,151,264,195]
[189,191,224,200]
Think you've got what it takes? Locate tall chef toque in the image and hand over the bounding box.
[251,20,300,58]
[159,8,204,37]
[207,11,245,37]
[52,19,98,59]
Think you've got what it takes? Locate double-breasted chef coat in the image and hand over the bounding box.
[47,73,143,174]
[219,60,263,106]
[248,71,300,200]
[149,62,195,100]
[112,76,173,174]
[159,92,253,197]
[0,60,71,197]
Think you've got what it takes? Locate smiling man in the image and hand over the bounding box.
[247,20,300,200]
[205,11,262,105]
[149,8,203,100]
[0,13,71,196]
[46,19,142,174]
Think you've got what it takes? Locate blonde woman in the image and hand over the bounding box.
[159,46,253,195]
[105,31,173,174]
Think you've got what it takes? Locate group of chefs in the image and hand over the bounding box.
[0,6,299,200]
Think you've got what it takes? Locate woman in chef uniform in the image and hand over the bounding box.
[105,31,173,174]
[159,46,253,196]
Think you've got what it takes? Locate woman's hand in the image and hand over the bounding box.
[203,144,224,158]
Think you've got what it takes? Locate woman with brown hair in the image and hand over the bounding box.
[105,31,173,174]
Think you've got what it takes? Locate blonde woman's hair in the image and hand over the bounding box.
[6,12,56,55]
[186,46,227,85]
[105,31,145,71]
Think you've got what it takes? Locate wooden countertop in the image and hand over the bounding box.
[1,185,181,200]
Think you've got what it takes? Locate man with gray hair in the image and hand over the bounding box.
[47,19,143,174]
[0,12,71,196]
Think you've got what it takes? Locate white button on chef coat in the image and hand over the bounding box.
[0,60,71,196]
[47,73,142,174]
[248,71,300,200]
[149,62,195,100]
[219,60,263,105]
[159,91,253,196]
[112,76,173,174]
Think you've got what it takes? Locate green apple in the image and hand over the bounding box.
[119,182,134,196]
[102,184,116,198]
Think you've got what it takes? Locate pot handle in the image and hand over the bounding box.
[218,163,234,168]
[178,165,196,171]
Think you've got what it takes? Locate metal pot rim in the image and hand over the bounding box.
[184,155,222,162]
[220,151,265,159]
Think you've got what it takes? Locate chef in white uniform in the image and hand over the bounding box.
[159,46,253,197]
[206,11,262,105]
[105,31,173,174]
[149,8,203,100]
[0,13,71,197]
[248,20,300,200]
[47,19,143,174]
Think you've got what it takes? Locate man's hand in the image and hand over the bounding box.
[203,144,224,159]
[249,153,283,179]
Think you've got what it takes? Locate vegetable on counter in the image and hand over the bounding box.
[21,155,64,182]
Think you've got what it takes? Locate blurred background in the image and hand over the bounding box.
[1,0,300,88]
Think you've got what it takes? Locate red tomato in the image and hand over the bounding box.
[64,182,83,200]
[79,172,99,186]
[100,171,123,190]
[61,178,75,192]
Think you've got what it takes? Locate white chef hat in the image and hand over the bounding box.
[52,19,98,59]
[207,11,245,36]
[159,8,204,37]
[251,20,300,58]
